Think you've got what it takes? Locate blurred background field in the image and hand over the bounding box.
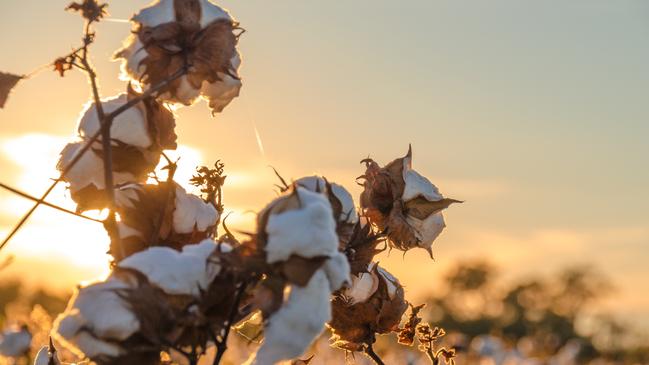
[1,260,647,364]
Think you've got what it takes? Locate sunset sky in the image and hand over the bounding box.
[0,0,648,331]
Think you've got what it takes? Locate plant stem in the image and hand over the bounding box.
[78,22,124,260]
[0,182,103,223]
[364,342,386,365]
[213,281,248,365]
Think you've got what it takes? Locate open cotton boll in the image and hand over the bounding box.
[77,94,152,148]
[264,187,338,263]
[198,0,233,27]
[53,277,139,358]
[402,167,444,203]
[200,72,242,115]
[343,265,379,305]
[377,266,399,299]
[118,240,228,297]
[132,0,175,27]
[0,325,31,357]
[116,35,147,83]
[406,212,446,250]
[134,0,233,29]
[295,175,359,225]
[246,270,331,365]
[322,252,351,291]
[173,186,219,234]
[58,142,136,193]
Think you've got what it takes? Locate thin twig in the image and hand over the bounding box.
[78,20,125,260]
[0,182,103,223]
[213,281,248,365]
[0,67,188,252]
[364,341,386,365]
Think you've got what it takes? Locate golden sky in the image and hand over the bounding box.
[0,0,648,330]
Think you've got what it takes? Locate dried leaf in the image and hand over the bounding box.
[398,303,425,346]
[0,72,22,109]
[404,197,462,220]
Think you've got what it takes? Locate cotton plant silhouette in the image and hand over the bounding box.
[0,1,460,364]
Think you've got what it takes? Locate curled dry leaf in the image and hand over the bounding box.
[0,72,22,109]
[359,146,461,257]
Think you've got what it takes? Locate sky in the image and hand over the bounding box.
[0,0,648,330]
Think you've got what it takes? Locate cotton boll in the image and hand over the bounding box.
[199,0,233,27]
[322,252,351,291]
[58,141,136,193]
[247,270,331,365]
[173,186,219,234]
[330,183,358,225]
[132,0,176,28]
[200,52,242,115]
[0,325,31,357]
[59,279,139,341]
[295,176,359,226]
[406,212,446,251]
[264,188,339,263]
[402,168,444,202]
[53,277,139,358]
[161,76,203,106]
[56,312,120,359]
[343,267,379,305]
[377,266,399,299]
[77,94,152,148]
[118,240,227,297]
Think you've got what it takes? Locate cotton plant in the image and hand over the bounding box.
[0,1,463,365]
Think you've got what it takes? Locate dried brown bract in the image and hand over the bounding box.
[0,72,23,108]
[344,222,386,275]
[359,146,461,257]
